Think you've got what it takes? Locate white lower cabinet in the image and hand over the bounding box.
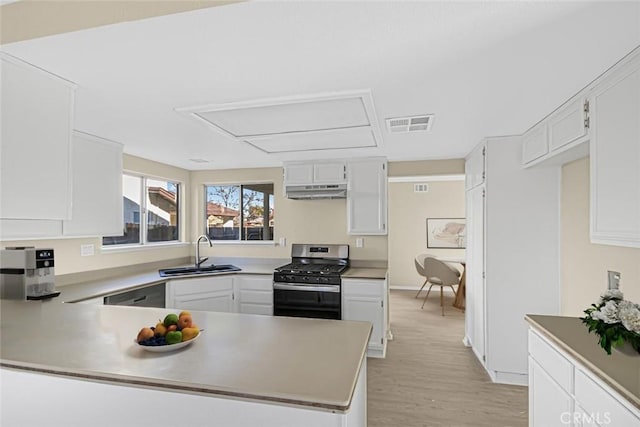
[342,278,387,358]
[235,275,273,316]
[529,357,574,427]
[166,276,235,313]
[166,274,274,316]
[529,328,640,427]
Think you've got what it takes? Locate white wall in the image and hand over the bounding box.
[561,157,640,315]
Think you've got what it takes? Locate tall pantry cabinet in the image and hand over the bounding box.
[464,136,560,384]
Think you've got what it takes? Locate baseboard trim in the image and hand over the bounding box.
[391,285,456,295]
[492,371,528,386]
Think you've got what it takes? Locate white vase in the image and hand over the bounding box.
[613,341,640,356]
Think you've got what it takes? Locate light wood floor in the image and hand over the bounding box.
[367,290,528,427]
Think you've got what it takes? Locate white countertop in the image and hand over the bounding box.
[59,260,387,303]
[526,315,640,410]
[58,260,285,303]
[0,300,371,411]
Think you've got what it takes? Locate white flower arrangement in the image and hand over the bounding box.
[582,289,640,355]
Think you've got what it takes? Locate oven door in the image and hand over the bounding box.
[273,283,341,320]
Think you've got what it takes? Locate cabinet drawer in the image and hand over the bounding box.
[575,368,640,426]
[239,303,273,316]
[528,330,573,393]
[170,277,234,296]
[239,289,273,305]
[236,277,274,291]
[342,279,383,296]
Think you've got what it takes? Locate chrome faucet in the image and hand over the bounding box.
[195,234,212,268]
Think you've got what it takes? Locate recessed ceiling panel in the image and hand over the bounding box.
[245,127,376,153]
[196,97,370,137]
[177,90,384,154]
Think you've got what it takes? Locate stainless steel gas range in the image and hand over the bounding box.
[273,244,349,320]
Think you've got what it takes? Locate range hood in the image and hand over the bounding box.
[285,183,347,200]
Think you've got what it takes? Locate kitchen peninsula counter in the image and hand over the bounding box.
[58,258,288,303]
[342,267,387,280]
[1,300,371,425]
[58,258,388,303]
[526,314,640,410]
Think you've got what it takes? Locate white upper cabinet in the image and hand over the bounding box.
[283,160,346,186]
[63,132,123,237]
[589,50,640,248]
[521,95,590,168]
[548,97,588,152]
[465,142,485,191]
[347,157,387,235]
[312,162,346,184]
[521,123,548,165]
[0,54,76,221]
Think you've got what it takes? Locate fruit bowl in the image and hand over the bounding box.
[135,331,200,353]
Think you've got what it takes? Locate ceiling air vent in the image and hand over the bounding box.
[386,114,434,133]
[414,183,429,193]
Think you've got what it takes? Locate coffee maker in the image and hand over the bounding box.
[0,247,60,300]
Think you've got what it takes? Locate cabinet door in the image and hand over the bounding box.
[343,295,384,349]
[1,55,75,221]
[166,277,235,312]
[575,368,640,427]
[313,162,346,184]
[235,275,273,316]
[548,97,588,152]
[529,357,574,427]
[589,55,640,248]
[347,158,387,235]
[173,290,234,313]
[465,184,485,363]
[573,403,600,427]
[284,163,314,185]
[465,143,486,190]
[522,123,548,165]
[342,278,386,354]
[63,132,123,236]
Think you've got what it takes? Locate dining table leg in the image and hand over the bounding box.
[453,263,466,310]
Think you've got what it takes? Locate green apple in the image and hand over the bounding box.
[163,313,178,328]
[166,330,182,345]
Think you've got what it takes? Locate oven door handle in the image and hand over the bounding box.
[273,283,340,293]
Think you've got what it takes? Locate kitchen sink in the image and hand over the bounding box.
[158,264,241,277]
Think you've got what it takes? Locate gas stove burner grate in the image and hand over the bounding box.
[274,262,348,275]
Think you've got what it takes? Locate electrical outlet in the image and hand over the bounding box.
[279,237,286,247]
[80,244,95,257]
[608,271,621,290]
[356,238,364,248]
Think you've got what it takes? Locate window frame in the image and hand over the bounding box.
[102,171,184,249]
[204,181,275,244]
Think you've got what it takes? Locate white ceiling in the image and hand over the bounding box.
[2,1,639,171]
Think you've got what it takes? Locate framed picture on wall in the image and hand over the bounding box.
[426,218,466,249]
